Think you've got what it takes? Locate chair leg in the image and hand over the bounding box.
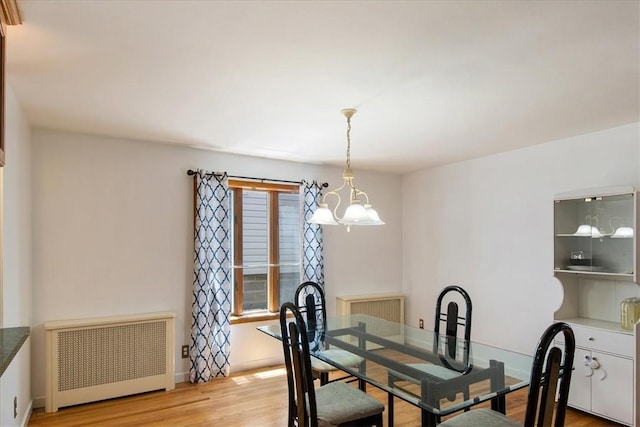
[338,413,383,427]
[388,393,394,426]
[320,371,329,385]
[373,412,383,427]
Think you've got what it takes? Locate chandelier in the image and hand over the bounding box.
[308,108,384,232]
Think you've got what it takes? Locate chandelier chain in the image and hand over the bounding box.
[345,116,352,169]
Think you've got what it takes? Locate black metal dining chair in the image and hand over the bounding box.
[438,321,576,427]
[295,281,364,387]
[387,285,473,425]
[280,302,384,427]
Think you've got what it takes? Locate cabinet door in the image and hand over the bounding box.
[554,191,635,276]
[591,351,633,425]
[568,348,592,411]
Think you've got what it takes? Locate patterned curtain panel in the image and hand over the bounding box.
[190,170,231,382]
[301,180,325,286]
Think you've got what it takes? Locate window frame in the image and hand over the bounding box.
[229,179,300,321]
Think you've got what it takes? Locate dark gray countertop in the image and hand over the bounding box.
[0,327,30,377]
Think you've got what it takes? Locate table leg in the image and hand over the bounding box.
[489,359,506,414]
[357,321,367,392]
[388,393,394,426]
[421,409,437,427]
[491,394,506,414]
[419,377,439,427]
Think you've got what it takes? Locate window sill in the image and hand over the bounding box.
[230,312,279,325]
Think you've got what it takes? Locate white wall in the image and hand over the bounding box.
[403,123,640,355]
[2,84,32,328]
[1,84,33,426]
[30,129,403,403]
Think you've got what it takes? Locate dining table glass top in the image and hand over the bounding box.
[258,314,533,416]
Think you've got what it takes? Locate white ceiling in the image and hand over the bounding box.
[5,0,640,174]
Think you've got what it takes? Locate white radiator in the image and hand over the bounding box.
[336,294,405,346]
[45,311,176,412]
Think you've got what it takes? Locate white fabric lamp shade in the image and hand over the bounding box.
[308,205,338,225]
[339,202,374,225]
[365,205,385,225]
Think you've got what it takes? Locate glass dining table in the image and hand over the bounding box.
[258,314,533,427]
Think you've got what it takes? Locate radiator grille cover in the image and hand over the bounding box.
[336,294,405,346]
[57,322,166,391]
[337,294,405,323]
[45,312,175,412]
[350,298,402,322]
[350,298,403,337]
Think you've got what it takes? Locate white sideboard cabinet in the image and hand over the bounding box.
[553,186,638,426]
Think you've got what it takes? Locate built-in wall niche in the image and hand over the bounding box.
[555,275,639,329]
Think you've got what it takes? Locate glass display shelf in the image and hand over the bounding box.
[554,188,635,279]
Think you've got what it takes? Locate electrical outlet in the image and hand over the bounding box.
[418,318,424,329]
[181,345,189,358]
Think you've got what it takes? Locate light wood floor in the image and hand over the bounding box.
[28,365,623,427]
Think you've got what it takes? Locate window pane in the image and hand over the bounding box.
[278,192,301,306]
[242,190,268,311]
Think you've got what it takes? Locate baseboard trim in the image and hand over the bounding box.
[21,399,34,424]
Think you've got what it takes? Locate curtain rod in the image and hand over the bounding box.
[187,169,328,187]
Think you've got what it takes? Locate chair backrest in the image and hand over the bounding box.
[280,301,318,427]
[294,281,327,352]
[433,285,472,364]
[524,322,575,427]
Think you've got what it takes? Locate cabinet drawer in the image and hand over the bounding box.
[556,324,634,358]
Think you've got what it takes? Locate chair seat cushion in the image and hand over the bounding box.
[313,381,384,427]
[439,408,521,427]
[311,349,364,372]
[390,362,462,383]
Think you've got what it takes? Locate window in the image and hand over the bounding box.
[229,180,301,317]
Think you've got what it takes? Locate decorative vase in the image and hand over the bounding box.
[620,297,640,330]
